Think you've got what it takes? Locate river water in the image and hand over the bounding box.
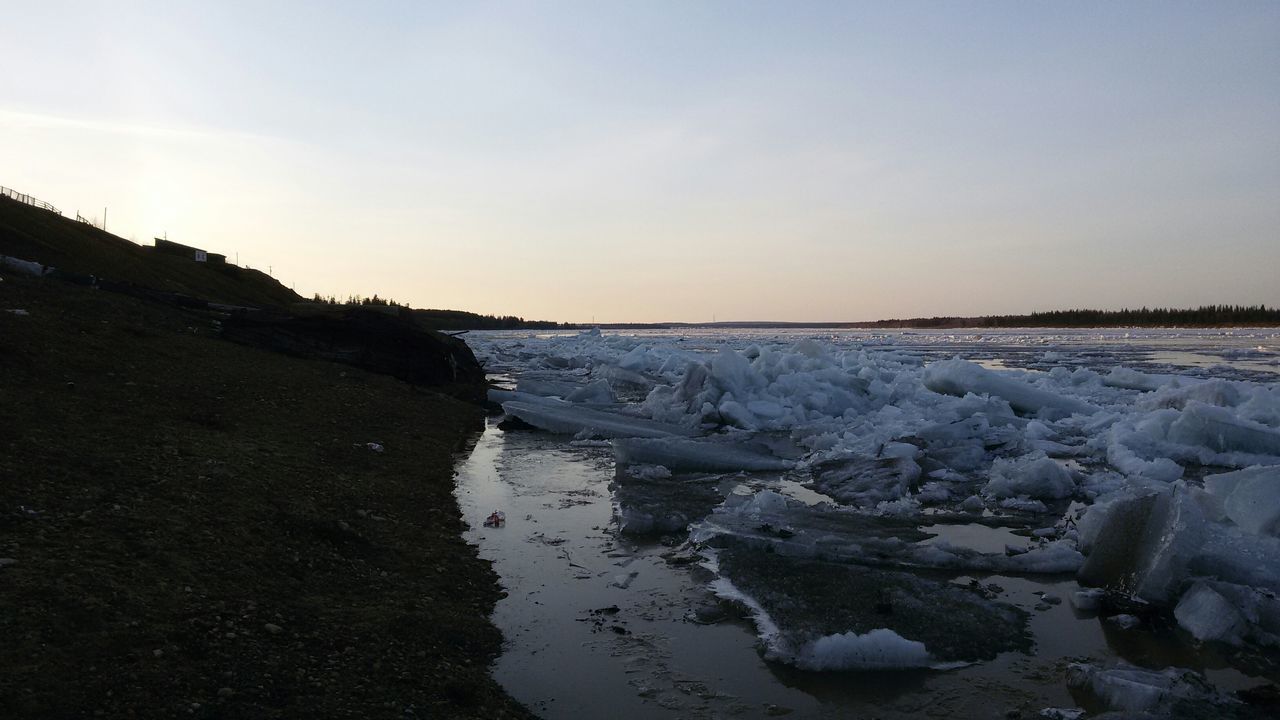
[454,328,1280,719]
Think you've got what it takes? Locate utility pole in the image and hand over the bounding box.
[103,207,107,232]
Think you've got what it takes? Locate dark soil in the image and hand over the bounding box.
[0,272,533,719]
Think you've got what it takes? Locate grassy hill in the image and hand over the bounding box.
[0,195,301,308]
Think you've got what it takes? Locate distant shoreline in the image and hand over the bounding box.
[553,306,1280,331]
[562,321,1280,331]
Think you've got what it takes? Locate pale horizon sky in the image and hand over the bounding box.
[3,1,1278,323]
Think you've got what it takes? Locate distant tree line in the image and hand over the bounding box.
[978,305,1279,328]
[853,316,972,329]
[311,293,403,307]
[846,305,1280,329]
[307,293,566,330]
[408,308,566,331]
[844,302,1274,327]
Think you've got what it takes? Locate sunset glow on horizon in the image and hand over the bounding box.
[3,1,1277,323]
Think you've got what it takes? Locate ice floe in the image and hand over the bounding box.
[469,327,1280,687]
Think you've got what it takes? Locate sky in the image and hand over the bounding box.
[2,1,1277,323]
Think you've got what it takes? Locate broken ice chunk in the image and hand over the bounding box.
[695,489,1082,574]
[807,451,921,508]
[707,546,1031,670]
[566,379,617,404]
[1076,483,1209,604]
[998,497,1049,513]
[1065,663,1228,714]
[1174,582,1246,645]
[1167,401,1280,457]
[1107,614,1141,629]
[1102,367,1164,391]
[614,473,721,536]
[923,359,1099,418]
[794,628,934,671]
[982,452,1076,500]
[613,437,794,472]
[1203,465,1280,536]
[501,399,696,439]
[1070,588,1106,612]
[515,377,587,399]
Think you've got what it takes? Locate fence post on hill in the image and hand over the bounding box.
[0,185,62,216]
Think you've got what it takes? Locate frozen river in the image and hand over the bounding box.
[455,328,1280,719]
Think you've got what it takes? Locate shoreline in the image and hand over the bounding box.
[0,273,534,718]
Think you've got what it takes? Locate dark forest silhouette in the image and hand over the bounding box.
[309,293,565,330]
[862,305,1279,329]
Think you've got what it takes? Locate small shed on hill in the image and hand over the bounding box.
[154,238,226,264]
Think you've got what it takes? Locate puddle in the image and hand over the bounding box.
[918,523,1028,554]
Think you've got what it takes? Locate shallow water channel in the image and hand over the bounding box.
[454,421,1268,719]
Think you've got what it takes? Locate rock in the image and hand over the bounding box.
[0,558,17,568]
[264,623,283,635]
[217,688,234,698]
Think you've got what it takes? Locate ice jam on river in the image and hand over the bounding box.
[456,328,1280,719]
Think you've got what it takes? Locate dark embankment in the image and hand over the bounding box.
[0,200,532,717]
[221,307,485,397]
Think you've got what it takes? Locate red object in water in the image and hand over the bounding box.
[483,510,505,528]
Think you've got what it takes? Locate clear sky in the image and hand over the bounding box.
[3,1,1277,323]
